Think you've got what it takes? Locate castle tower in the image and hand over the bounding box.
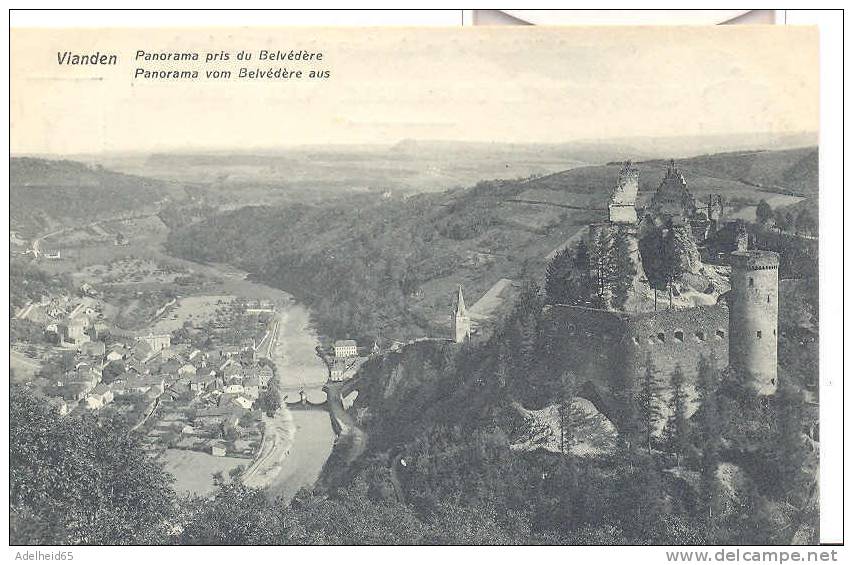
[453,285,471,343]
[608,161,640,224]
[728,250,779,395]
[649,159,697,221]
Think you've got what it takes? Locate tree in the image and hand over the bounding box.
[774,208,793,233]
[772,380,810,503]
[545,247,573,305]
[179,483,289,544]
[695,356,722,520]
[663,365,690,467]
[10,386,175,545]
[257,376,282,416]
[610,229,637,310]
[661,227,684,306]
[588,228,616,308]
[635,356,664,455]
[756,199,773,224]
[557,372,577,455]
[794,207,818,236]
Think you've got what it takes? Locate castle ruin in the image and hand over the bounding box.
[728,250,780,395]
[547,160,779,423]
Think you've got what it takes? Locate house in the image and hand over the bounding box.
[140,375,166,395]
[330,358,351,381]
[130,340,153,362]
[92,322,110,340]
[161,343,190,360]
[255,365,274,388]
[159,358,182,376]
[125,358,147,375]
[86,384,114,410]
[79,341,106,357]
[223,364,243,380]
[210,443,227,457]
[242,377,261,399]
[178,363,197,377]
[233,396,254,410]
[106,345,129,362]
[223,382,244,395]
[334,339,358,358]
[63,383,92,401]
[189,373,218,393]
[74,365,102,386]
[139,333,170,352]
[61,318,90,346]
[110,382,130,396]
[46,396,69,416]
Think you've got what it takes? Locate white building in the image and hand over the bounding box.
[334,339,358,358]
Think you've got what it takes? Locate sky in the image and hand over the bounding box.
[11,26,818,155]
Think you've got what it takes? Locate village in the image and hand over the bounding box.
[13,287,284,459]
[9,242,387,493]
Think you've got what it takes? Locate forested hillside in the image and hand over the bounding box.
[11,278,818,544]
[10,158,175,235]
[166,147,818,343]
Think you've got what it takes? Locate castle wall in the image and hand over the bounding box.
[623,305,729,385]
[545,304,729,425]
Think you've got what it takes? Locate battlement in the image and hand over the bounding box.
[730,250,780,271]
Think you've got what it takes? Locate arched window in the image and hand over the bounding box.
[756,330,762,339]
[657,332,666,343]
[749,277,754,287]
[674,331,684,342]
[695,331,706,342]
[716,330,725,339]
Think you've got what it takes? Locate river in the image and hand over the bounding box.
[154,253,336,500]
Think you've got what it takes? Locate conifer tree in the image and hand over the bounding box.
[545,247,573,305]
[773,378,809,501]
[635,356,663,455]
[557,372,577,456]
[611,229,637,310]
[664,365,690,467]
[696,355,722,520]
[588,228,616,308]
[756,199,773,224]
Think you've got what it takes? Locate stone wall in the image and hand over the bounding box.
[545,303,729,426]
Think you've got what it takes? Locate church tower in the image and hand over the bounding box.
[453,285,471,343]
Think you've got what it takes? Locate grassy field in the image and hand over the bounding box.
[162,449,251,497]
[149,294,234,334]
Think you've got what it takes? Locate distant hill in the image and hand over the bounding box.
[636,147,818,196]
[389,131,817,165]
[10,158,174,236]
[166,146,818,342]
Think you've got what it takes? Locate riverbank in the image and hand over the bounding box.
[243,307,335,497]
[151,254,336,499]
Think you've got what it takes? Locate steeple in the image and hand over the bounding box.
[453,285,471,343]
[455,285,467,316]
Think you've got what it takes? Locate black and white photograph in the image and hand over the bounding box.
[6,10,843,554]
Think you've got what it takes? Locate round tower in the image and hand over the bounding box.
[728,250,779,394]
